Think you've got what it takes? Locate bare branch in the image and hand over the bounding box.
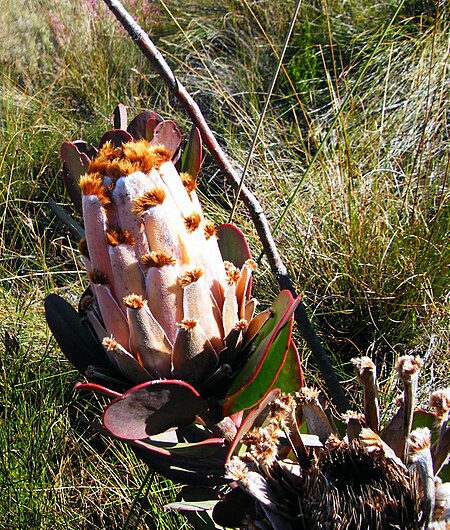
[102,0,349,413]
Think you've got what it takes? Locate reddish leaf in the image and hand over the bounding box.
[74,381,122,399]
[131,440,228,486]
[127,110,163,139]
[112,103,128,130]
[217,224,251,268]
[222,292,300,415]
[44,294,108,375]
[150,120,182,158]
[98,129,133,148]
[103,380,209,440]
[60,142,90,181]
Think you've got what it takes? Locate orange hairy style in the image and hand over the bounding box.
[244,259,257,271]
[133,187,167,217]
[79,173,111,206]
[141,251,177,268]
[203,219,216,240]
[177,319,197,331]
[79,294,95,311]
[102,337,118,350]
[105,228,136,247]
[226,265,241,284]
[78,238,90,259]
[179,268,204,287]
[184,212,202,232]
[123,294,146,309]
[88,269,109,285]
[122,139,172,173]
[180,172,198,194]
[234,319,248,331]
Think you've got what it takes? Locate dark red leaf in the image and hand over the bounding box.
[217,224,251,268]
[98,129,133,148]
[127,110,163,139]
[102,380,209,440]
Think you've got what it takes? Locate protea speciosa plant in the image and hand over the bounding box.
[179,355,450,528]
[45,105,303,485]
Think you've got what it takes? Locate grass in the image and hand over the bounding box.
[1,0,449,527]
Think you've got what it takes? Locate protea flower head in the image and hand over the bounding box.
[186,355,450,528]
[45,105,303,485]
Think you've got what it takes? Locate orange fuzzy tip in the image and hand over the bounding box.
[88,269,109,285]
[133,187,167,217]
[179,268,204,287]
[184,212,201,233]
[79,173,111,205]
[180,172,198,194]
[141,251,176,268]
[102,337,118,350]
[226,265,241,284]
[78,238,90,259]
[234,319,248,331]
[88,139,172,179]
[123,294,146,309]
[106,228,136,247]
[203,219,216,240]
[79,294,95,311]
[177,319,197,331]
[244,259,257,271]
[123,140,172,173]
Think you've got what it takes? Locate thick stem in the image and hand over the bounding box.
[102,0,349,413]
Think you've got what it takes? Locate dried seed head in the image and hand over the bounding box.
[184,212,201,232]
[133,187,167,217]
[359,428,386,459]
[352,356,376,382]
[226,456,249,484]
[203,219,216,240]
[244,259,257,271]
[141,251,177,268]
[407,427,431,457]
[342,410,365,424]
[325,435,343,449]
[270,394,295,420]
[296,387,320,405]
[179,268,204,287]
[242,426,280,466]
[430,389,450,421]
[105,228,136,247]
[395,355,422,382]
[123,294,146,309]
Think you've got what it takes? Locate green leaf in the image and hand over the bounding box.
[217,224,251,268]
[222,292,300,415]
[181,126,202,178]
[269,340,304,395]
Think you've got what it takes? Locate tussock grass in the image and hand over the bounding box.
[1,0,449,527]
